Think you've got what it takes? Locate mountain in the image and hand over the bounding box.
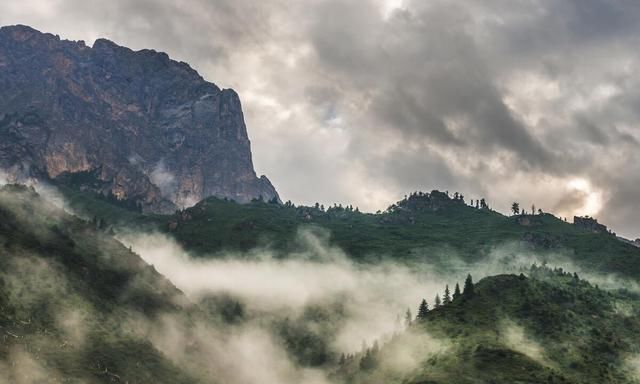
[0,24,279,213]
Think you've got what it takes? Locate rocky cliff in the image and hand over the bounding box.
[0,25,279,212]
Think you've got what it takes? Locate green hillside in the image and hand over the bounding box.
[3,183,640,383]
[57,183,640,279]
[0,185,202,383]
[339,268,640,383]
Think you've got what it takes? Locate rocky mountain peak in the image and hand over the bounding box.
[0,25,279,212]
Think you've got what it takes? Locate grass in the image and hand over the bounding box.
[56,186,640,278]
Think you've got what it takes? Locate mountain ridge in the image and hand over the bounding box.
[51,184,640,283]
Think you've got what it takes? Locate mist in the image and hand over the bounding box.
[116,228,468,383]
[119,230,452,352]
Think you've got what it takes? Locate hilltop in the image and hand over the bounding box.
[57,184,640,280]
[339,268,640,383]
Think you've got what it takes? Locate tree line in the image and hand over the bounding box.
[408,274,475,325]
[338,274,477,372]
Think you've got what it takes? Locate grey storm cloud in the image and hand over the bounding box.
[0,0,638,237]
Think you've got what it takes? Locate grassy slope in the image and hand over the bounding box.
[53,182,165,229]
[58,186,640,279]
[341,270,640,384]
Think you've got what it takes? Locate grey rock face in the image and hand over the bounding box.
[0,25,279,212]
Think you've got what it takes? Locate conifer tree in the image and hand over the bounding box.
[359,347,378,370]
[443,285,451,304]
[463,274,474,297]
[453,283,461,299]
[404,308,412,327]
[360,349,370,369]
[434,294,441,308]
[416,299,429,320]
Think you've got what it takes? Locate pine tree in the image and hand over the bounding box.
[339,353,346,365]
[463,274,474,297]
[434,294,441,308]
[372,340,379,354]
[416,299,429,320]
[404,308,412,327]
[453,283,461,300]
[443,285,451,304]
[360,349,370,369]
[359,347,378,370]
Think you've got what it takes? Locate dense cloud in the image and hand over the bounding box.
[1,0,638,237]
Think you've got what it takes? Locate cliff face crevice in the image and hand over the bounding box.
[0,25,279,212]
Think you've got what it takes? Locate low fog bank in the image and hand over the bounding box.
[119,230,450,353]
[115,229,462,382]
[119,229,638,356]
[0,249,337,384]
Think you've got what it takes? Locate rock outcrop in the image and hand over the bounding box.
[0,25,279,212]
[573,216,608,234]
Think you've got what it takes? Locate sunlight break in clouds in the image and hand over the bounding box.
[566,178,603,217]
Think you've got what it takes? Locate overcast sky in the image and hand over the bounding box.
[2,0,639,238]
